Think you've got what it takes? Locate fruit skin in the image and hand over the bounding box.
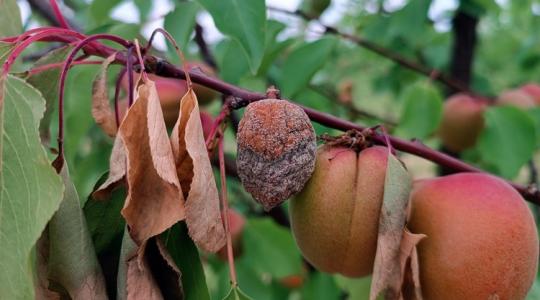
[290,145,388,277]
[121,62,217,126]
[216,209,245,261]
[408,173,538,300]
[520,83,540,105]
[496,89,536,108]
[438,94,487,152]
[237,99,316,211]
[199,111,213,140]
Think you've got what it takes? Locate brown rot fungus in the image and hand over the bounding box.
[236,99,316,211]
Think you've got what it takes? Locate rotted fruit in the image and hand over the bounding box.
[290,145,388,277]
[438,94,487,152]
[236,99,316,211]
[216,209,245,261]
[408,173,538,299]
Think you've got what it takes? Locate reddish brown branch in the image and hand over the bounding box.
[5,26,538,204]
[267,6,485,98]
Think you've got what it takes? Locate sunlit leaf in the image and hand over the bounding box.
[0,0,22,37]
[0,76,64,299]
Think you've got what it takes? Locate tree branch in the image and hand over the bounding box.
[267,6,487,99]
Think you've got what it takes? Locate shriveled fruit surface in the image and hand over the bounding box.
[290,145,388,277]
[438,94,487,152]
[408,173,539,300]
[237,99,316,211]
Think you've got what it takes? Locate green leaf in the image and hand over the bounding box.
[116,227,136,299]
[84,172,126,254]
[301,273,341,300]
[164,2,199,55]
[527,107,540,148]
[162,222,210,300]
[370,152,412,299]
[334,275,371,300]
[0,0,22,37]
[89,0,122,25]
[45,165,107,297]
[223,285,253,300]
[477,106,536,179]
[25,46,72,141]
[216,39,250,84]
[0,76,64,299]
[396,80,443,139]
[389,0,430,45]
[278,37,337,98]
[197,0,266,72]
[242,218,303,278]
[0,42,15,63]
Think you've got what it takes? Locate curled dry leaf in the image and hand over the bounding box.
[170,88,225,253]
[92,135,126,200]
[92,54,118,137]
[120,80,185,244]
[399,229,425,300]
[369,152,412,300]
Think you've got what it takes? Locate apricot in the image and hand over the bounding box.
[289,145,388,277]
[496,89,536,108]
[521,83,540,105]
[438,94,487,152]
[199,111,213,140]
[408,173,538,299]
[216,209,245,261]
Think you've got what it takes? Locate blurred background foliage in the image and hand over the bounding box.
[11,0,540,298]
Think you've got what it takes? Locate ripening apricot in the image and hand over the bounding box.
[290,145,388,277]
[408,173,538,300]
[496,89,536,108]
[438,94,487,152]
[521,83,540,105]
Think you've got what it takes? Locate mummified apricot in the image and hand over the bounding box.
[290,145,388,277]
[236,99,316,211]
[408,173,538,299]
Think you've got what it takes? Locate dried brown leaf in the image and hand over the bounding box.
[170,88,225,253]
[120,80,185,244]
[93,135,126,200]
[92,54,118,137]
[399,229,425,300]
[369,153,412,300]
[126,242,163,300]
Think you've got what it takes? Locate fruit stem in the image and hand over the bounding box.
[113,67,126,127]
[218,134,238,286]
[49,0,71,29]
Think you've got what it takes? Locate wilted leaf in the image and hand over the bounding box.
[92,54,118,137]
[370,152,412,300]
[399,229,425,300]
[0,76,64,299]
[40,166,107,299]
[93,135,127,200]
[170,88,225,253]
[162,222,211,300]
[25,45,72,142]
[223,285,253,300]
[120,80,185,244]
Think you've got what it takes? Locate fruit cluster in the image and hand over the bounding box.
[232,98,539,298]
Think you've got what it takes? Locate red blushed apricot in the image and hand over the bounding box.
[496,89,536,108]
[438,94,487,152]
[408,173,538,300]
[290,145,388,277]
[521,83,540,105]
[216,209,245,261]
